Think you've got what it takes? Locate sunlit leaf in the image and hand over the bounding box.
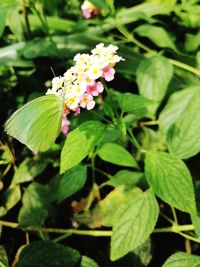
[145,151,196,213]
[97,143,138,168]
[166,87,200,159]
[136,56,173,103]
[5,95,63,152]
[135,24,177,51]
[110,190,159,261]
[163,252,200,267]
[60,121,105,173]
[81,256,99,267]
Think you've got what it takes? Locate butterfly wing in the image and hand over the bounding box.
[5,95,64,152]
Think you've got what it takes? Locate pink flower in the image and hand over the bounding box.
[81,1,100,19]
[61,114,71,136]
[82,9,92,19]
[102,65,115,81]
[80,93,95,110]
[73,107,81,116]
[86,81,104,96]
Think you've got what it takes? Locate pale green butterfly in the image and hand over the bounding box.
[5,95,64,152]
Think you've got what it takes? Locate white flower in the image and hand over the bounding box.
[91,43,105,55]
[86,64,103,80]
[52,76,65,90]
[65,94,80,110]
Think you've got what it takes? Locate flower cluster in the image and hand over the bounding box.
[46,43,124,135]
[81,0,100,19]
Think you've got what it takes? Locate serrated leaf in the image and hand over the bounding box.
[145,151,196,213]
[163,252,200,267]
[166,87,200,159]
[159,86,200,135]
[81,256,99,267]
[97,143,138,168]
[135,24,177,51]
[136,56,173,103]
[15,241,81,267]
[50,165,87,203]
[18,183,50,227]
[110,190,159,261]
[60,121,105,173]
[5,95,63,152]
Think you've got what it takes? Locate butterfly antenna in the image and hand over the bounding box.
[50,67,56,77]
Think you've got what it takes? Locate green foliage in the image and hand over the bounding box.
[110,190,159,261]
[136,56,173,103]
[134,24,177,51]
[145,151,196,213]
[15,241,81,267]
[97,142,138,168]
[163,252,200,267]
[50,165,87,203]
[60,121,105,173]
[166,87,200,159]
[1,0,200,266]
[81,256,99,267]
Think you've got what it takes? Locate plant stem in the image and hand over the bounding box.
[116,24,200,77]
[127,128,143,151]
[21,0,31,39]
[0,220,198,242]
[179,232,200,244]
[171,207,178,225]
[139,120,159,126]
[153,224,194,233]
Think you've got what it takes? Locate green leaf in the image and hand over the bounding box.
[135,24,177,51]
[12,157,48,185]
[90,0,107,9]
[145,151,196,213]
[97,143,138,168]
[110,190,159,261]
[159,86,200,135]
[191,214,200,238]
[118,92,157,118]
[5,95,63,152]
[81,256,99,267]
[0,246,9,267]
[0,7,8,37]
[163,252,200,267]
[185,31,200,52]
[0,42,34,67]
[18,183,50,227]
[166,87,200,159]
[0,185,21,216]
[115,2,175,26]
[50,165,87,203]
[60,121,105,173]
[136,56,173,103]
[105,170,144,190]
[16,241,81,267]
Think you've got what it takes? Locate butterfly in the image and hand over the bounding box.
[5,95,64,152]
